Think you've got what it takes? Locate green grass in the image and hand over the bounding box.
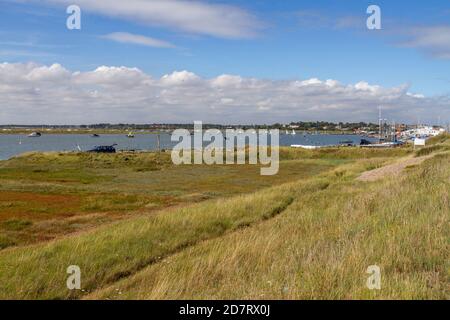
[89,153,450,300]
[0,184,297,299]
[0,150,339,249]
[415,145,450,157]
[0,140,447,300]
[2,219,33,231]
[0,235,16,250]
[280,145,412,160]
[426,133,450,146]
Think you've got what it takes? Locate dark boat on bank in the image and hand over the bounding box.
[87,144,117,153]
[360,139,373,146]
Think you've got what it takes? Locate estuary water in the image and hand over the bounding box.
[0,133,375,161]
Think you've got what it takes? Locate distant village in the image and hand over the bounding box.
[1,121,447,139]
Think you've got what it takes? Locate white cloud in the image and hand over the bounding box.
[73,66,153,88]
[211,74,243,88]
[354,81,380,93]
[400,26,450,59]
[160,70,200,86]
[102,32,176,48]
[407,92,425,99]
[293,78,322,87]
[0,62,448,124]
[294,9,450,61]
[35,0,262,39]
[25,63,70,81]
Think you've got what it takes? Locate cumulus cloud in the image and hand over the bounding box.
[160,70,200,86]
[0,62,448,124]
[33,0,262,39]
[102,32,176,48]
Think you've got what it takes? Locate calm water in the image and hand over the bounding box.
[0,133,375,161]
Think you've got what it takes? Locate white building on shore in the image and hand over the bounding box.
[401,126,446,139]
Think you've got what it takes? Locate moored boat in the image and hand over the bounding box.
[87,144,117,153]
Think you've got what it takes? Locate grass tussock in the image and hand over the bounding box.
[415,145,450,157]
[426,133,450,146]
[415,134,450,157]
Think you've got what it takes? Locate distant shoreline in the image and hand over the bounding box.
[0,130,362,135]
[0,130,165,135]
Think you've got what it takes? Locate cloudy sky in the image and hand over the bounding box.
[0,0,449,125]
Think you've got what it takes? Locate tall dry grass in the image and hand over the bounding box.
[0,182,296,299]
[0,144,447,300]
[89,153,449,300]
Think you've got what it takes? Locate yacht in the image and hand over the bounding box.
[28,132,41,137]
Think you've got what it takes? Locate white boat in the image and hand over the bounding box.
[291,144,320,149]
[126,132,135,138]
[291,130,296,135]
[28,132,41,137]
[360,142,403,148]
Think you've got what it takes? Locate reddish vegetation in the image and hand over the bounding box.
[0,191,81,222]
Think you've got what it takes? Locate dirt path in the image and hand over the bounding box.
[357,155,433,182]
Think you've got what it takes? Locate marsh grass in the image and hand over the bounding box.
[0,151,338,248]
[89,152,449,300]
[2,219,33,231]
[0,143,447,299]
[0,184,296,299]
[280,146,412,160]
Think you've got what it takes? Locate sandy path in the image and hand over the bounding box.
[357,155,433,182]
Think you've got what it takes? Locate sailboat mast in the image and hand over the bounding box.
[378,106,382,143]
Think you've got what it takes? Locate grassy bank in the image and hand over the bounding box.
[0,182,300,299]
[0,150,340,249]
[89,152,449,300]
[0,140,447,299]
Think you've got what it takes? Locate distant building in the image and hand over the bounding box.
[401,126,446,138]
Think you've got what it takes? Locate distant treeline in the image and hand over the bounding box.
[0,121,382,131]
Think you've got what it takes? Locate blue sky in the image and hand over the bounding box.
[0,0,449,124]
